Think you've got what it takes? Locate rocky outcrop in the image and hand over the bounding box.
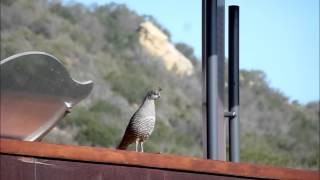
[138,21,194,76]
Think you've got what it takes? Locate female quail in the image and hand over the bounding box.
[117,88,161,152]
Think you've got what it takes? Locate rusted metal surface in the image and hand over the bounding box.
[1,139,319,179]
[0,155,35,180]
[1,155,243,180]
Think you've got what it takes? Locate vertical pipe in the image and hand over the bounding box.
[228,5,240,162]
[206,0,218,160]
[203,0,225,160]
[201,0,208,158]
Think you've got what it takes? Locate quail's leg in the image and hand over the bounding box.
[135,139,139,152]
[140,141,144,153]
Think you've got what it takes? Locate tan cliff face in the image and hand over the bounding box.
[138,21,194,76]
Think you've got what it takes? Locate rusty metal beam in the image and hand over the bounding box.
[1,139,318,179]
[1,154,241,180]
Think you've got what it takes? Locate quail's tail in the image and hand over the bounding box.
[117,139,129,150]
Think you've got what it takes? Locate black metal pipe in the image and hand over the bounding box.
[205,0,218,160]
[228,5,240,162]
[203,0,226,160]
[201,0,207,159]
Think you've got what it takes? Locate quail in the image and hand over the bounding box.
[117,88,161,152]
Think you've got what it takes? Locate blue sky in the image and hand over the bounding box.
[69,0,319,104]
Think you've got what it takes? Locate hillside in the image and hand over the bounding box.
[1,0,319,170]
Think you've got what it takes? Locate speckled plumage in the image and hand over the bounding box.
[117,89,161,152]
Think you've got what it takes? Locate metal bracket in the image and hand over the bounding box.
[224,111,236,118]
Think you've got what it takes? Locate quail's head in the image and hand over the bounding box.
[147,88,162,100]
